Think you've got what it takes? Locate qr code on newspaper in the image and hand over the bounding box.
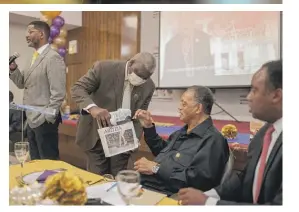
[98,121,138,157]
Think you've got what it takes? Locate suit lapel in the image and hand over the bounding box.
[130,86,140,113]
[24,46,50,84]
[113,62,126,109]
[263,133,282,181]
[243,125,269,199]
[247,139,263,182]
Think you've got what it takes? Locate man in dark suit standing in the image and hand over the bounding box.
[71,52,156,176]
[178,60,282,205]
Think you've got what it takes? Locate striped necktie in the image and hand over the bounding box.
[31,51,39,66]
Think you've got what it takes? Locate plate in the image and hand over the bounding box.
[22,168,66,185]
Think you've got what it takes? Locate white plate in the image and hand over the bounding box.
[22,169,66,185]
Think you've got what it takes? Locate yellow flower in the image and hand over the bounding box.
[221,124,238,139]
[42,172,87,205]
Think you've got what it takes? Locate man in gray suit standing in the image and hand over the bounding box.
[71,52,156,176]
[9,21,66,160]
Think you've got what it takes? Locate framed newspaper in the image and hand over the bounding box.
[97,120,139,157]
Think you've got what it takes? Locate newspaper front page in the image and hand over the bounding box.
[97,109,139,157]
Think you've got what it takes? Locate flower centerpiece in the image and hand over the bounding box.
[41,172,87,205]
[221,124,238,140]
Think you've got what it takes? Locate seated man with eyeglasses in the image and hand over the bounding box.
[133,86,230,196]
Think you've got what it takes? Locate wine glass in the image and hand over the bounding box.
[116,170,140,205]
[14,142,29,176]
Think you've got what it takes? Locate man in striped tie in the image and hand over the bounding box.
[177,60,282,205]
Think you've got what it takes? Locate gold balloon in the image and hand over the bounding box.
[51,44,58,51]
[40,11,62,19]
[40,15,52,26]
[53,37,66,48]
[59,27,68,38]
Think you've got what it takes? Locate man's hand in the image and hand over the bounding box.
[178,188,208,205]
[134,157,157,175]
[89,106,111,128]
[133,109,153,128]
[9,62,17,72]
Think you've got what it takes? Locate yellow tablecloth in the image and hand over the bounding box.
[9,160,177,205]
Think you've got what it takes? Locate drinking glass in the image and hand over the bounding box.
[14,142,29,175]
[116,170,140,205]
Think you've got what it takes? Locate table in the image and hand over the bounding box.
[9,160,177,205]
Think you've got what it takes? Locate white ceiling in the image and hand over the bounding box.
[9,13,80,30]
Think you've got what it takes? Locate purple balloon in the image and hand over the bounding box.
[52,16,65,28]
[50,25,60,38]
[58,48,67,57]
[48,37,53,44]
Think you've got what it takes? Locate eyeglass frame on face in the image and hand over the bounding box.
[179,99,201,110]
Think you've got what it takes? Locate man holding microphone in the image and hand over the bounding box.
[9,21,66,160]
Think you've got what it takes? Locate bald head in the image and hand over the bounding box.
[128,52,156,80]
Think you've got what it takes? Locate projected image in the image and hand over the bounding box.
[159,11,280,87]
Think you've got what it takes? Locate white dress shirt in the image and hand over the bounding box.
[37,43,49,55]
[205,118,282,205]
[84,62,132,113]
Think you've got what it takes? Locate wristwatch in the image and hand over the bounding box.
[152,164,160,174]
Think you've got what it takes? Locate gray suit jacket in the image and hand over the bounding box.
[71,60,155,151]
[9,45,66,128]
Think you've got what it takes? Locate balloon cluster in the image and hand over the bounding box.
[40,11,68,58]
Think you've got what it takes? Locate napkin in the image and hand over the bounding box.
[36,170,58,183]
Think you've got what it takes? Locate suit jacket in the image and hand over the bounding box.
[215,124,282,205]
[9,46,66,128]
[71,60,156,151]
[164,30,213,72]
[161,30,214,87]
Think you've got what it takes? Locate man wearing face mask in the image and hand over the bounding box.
[71,52,156,176]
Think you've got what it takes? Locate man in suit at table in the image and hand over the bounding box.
[178,60,282,205]
[71,52,156,176]
[9,21,66,160]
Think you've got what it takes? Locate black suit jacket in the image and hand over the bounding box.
[9,106,23,133]
[215,124,282,205]
[164,30,213,71]
[161,30,214,87]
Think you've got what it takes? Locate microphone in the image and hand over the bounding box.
[9,52,20,65]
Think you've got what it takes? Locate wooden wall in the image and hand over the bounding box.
[65,11,140,110]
